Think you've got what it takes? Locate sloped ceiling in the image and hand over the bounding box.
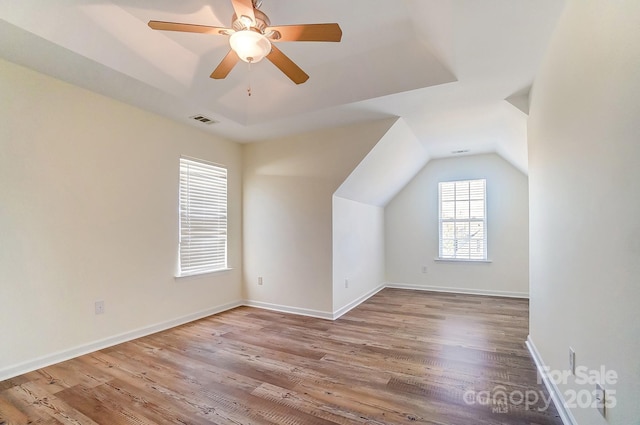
[0,0,566,172]
[336,118,429,207]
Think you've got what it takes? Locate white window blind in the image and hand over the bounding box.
[179,157,227,276]
[438,179,487,260]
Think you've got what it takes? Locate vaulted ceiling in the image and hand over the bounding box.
[0,0,565,172]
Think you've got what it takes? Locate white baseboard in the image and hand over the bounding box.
[386,282,529,299]
[244,284,387,321]
[0,301,242,382]
[526,335,577,425]
[1,286,530,382]
[243,300,333,320]
[1,298,335,381]
[332,284,386,320]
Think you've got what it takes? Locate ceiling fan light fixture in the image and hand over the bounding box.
[149,0,341,84]
[229,30,272,63]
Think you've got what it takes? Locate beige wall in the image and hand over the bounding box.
[242,121,391,316]
[528,1,640,424]
[0,59,243,378]
[332,196,385,315]
[385,153,529,297]
[331,117,426,316]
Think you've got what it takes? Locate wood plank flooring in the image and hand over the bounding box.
[0,289,562,424]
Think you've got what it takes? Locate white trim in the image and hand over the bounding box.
[526,336,577,425]
[243,300,334,320]
[180,155,226,169]
[175,268,233,279]
[434,257,492,263]
[332,284,386,320]
[0,287,532,381]
[385,282,529,298]
[0,301,242,382]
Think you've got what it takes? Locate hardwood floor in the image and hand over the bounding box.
[0,289,562,425]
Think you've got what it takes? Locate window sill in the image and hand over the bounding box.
[175,268,233,280]
[434,258,492,263]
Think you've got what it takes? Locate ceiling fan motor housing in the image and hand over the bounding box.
[232,9,270,32]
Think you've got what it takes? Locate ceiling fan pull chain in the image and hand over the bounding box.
[247,59,252,97]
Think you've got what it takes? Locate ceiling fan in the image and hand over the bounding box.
[148,0,342,84]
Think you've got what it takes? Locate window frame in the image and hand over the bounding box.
[177,156,228,277]
[438,178,488,261]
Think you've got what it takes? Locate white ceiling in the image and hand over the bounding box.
[0,0,566,172]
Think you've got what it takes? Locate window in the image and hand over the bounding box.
[178,157,227,276]
[438,179,487,260]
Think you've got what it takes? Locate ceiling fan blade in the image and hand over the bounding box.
[267,45,309,85]
[231,0,256,26]
[148,20,231,35]
[210,50,240,79]
[267,23,342,42]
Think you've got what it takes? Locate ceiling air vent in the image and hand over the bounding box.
[190,115,219,125]
[451,149,470,154]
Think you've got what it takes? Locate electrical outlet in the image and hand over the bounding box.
[258,277,263,286]
[95,300,105,315]
[595,383,606,417]
[569,347,575,375]
[421,265,428,273]
[344,279,349,289]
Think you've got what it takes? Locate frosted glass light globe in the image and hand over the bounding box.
[229,30,272,63]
